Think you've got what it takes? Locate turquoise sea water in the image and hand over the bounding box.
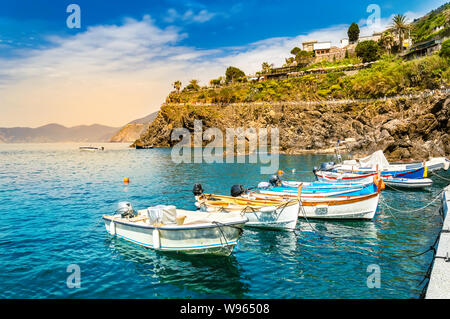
[0,143,448,299]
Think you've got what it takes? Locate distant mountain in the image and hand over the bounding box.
[110,111,158,143]
[128,112,159,125]
[0,123,119,143]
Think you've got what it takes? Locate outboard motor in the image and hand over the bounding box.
[257,182,271,189]
[269,174,281,187]
[193,183,204,196]
[312,166,319,181]
[231,184,246,197]
[319,161,336,171]
[116,202,135,218]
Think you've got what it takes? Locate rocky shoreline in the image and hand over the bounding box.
[134,91,450,161]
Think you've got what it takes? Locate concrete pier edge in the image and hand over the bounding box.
[425,185,450,299]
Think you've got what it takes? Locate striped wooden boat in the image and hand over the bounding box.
[246,191,381,220]
[195,194,299,231]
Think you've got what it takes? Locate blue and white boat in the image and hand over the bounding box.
[258,179,378,197]
[320,150,448,176]
[313,166,426,183]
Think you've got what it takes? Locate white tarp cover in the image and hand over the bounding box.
[358,150,390,170]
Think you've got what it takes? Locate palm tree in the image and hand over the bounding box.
[283,57,295,67]
[391,14,410,52]
[173,81,182,93]
[379,31,395,55]
[261,62,274,73]
[189,79,200,90]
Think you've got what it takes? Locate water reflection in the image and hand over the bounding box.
[105,236,250,298]
[240,228,298,256]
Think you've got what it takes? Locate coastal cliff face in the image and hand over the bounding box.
[110,123,149,143]
[110,111,158,143]
[135,91,449,161]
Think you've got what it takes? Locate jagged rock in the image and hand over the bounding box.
[135,93,450,161]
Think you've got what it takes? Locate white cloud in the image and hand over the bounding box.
[163,8,216,24]
[0,9,424,127]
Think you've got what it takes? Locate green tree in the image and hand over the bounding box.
[355,40,380,63]
[391,14,410,52]
[172,80,182,93]
[209,76,224,88]
[348,22,360,43]
[184,79,200,91]
[284,57,295,67]
[225,66,246,83]
[378,31,395,55]
[440,39,450,59]
[294,50,314,67]
[290,47,301,56]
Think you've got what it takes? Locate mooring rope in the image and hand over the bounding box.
[379,190,443,214]
[212,221,231,254]
[432,172,450,182]
[296,200,324,238]
[379,199,398,224]
[409,233,440,259]
[384,182,417,193]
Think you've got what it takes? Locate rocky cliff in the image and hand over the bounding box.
[110,111,158,143]
[135,91,449,161]
[110,123,149,143]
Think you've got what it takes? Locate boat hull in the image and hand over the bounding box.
[242,203,298,231]
[266,182,377,197]
[384,178,433,189]
[103,217,245,256]
[299,194,379,219]
[315,167,425,183]
[196,195,299,231]
[248,193,380,220]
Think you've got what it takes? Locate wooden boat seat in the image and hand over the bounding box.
[176,209,243,225]
[129,216,148,222]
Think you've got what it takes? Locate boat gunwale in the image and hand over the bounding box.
[316,167,424,180]
[102,215,248,230]
[248,191,380,206]
[200,193,299,207]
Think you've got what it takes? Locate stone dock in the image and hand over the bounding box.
[426,185,450,299]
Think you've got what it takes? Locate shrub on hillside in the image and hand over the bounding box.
[355,40,381,63]
[225,66,246,84]
[439,39,450,59]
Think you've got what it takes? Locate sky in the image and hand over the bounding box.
[0,0,447,128]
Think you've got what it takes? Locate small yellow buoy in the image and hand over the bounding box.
[124,177,130,184]
[277,170,284,177]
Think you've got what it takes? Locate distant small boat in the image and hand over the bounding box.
[79,146,104,151]
[135,145,154,149]
[383,177,433,189]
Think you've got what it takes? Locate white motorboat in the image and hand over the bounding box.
[80,146,104,152]
[103,203,247,256]
[326,150,448,174]
[383,177,433,189]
